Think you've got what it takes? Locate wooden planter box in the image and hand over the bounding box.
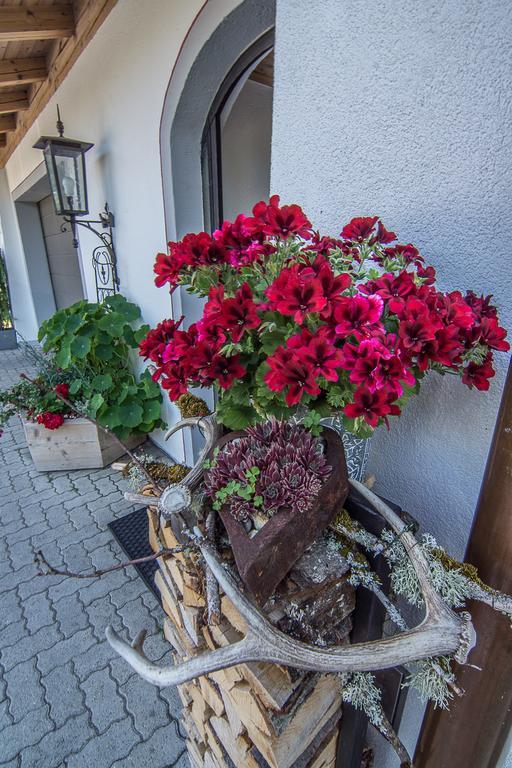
[22,417,145,471]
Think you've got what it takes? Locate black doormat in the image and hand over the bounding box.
[108,507,160,600]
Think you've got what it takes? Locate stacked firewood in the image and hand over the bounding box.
[147,506,356,768]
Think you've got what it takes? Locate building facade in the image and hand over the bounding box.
[0,1,510,763]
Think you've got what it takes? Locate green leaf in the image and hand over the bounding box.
[216,403,257,430]
[64,314,84,334]
[261,329,288,355]
[55,342,71,369]
[142,399,161,423]
[95,344,113,361]
[134,325,150,344]
[118,401,144,428]
[122,325,136,347]
[104,294,141,322]
[98,406,121,429]
[140,372,161,399]
[92,374,113,392]
[89,393,104,414]
[98,315,125,337]
[69,379,82,395]
[70,334,91,359]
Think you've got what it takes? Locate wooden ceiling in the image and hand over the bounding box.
[0,0,118,167]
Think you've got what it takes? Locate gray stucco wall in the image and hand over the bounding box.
[271,0,511,761]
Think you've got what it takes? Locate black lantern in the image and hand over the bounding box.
[34,108,93,217]
[34,107,119,301]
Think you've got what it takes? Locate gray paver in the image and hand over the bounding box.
[0,349,185,766]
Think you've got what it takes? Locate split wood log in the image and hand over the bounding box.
[105,478,476,686]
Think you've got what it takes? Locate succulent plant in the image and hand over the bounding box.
[204,418,331,523]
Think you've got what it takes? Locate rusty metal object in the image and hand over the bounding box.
[217,426,350,604]
[415,361,512,768]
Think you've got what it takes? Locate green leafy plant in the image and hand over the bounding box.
[37,295,164,439]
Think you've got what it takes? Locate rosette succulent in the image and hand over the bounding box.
[204,419,331,522]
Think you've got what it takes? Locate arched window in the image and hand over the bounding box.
[201,31,274,230]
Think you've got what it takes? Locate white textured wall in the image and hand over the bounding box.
[2,0,205,458]
[271,0,511,761]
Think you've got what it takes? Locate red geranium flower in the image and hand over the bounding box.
[462,356,495,391]
[214,214,272,267]
[160,363,190,400]
[265,266,327,324]
[334,294,384,339]
[37,412,65,430]
[217,283,261,342]
[344,386,400,428]
[210,354,247,389]
[376,220,397,244]
[287,328,344,382]
[54,383,69,399]
[139,318,183,364]
[251,195,313,239]
[265,347,321,405]
[479,316,510,352]
[340,216,378,241]
[154,252,180,289]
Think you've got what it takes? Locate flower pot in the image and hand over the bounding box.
[216,426,349,604]
[22,417,145,471]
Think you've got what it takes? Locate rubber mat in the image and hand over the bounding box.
[108,507,160,599]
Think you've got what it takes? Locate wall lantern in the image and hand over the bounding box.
[33,107,119,301]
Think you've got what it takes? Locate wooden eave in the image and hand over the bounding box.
[0,0,118,168]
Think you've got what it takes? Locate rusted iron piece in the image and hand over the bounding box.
[217,427,350,605]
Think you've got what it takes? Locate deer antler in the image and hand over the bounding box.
[106,479,475,687]
[123,413,220,516]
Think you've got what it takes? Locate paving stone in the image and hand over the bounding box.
[0,620,28,650]
[119,675,170,739]
[66,716,141,768]
[23,592,55,634]
[4,659,45,722]
[1,623,62,672]
[111,722,186,767]
[41,662,85,727]
[37,628,96,675]
[0,707,54,763]
[78,569,129,606]
[53,592,89,638]
[19,712,94,768]
[73,639,118,682]
[82,667,126,733]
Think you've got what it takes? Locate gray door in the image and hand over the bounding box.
[39,195,85,309]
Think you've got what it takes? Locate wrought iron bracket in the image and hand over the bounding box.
[62,203,119,301]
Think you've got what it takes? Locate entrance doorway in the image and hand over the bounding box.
[39,194,85,309]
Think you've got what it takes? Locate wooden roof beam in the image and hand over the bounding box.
[0,6,75,42]
[0,90,29,115]
[0,114,16,132]
[0,58,47,87]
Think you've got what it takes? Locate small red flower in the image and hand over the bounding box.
[37,412,65,430]
[154,252,180,289]
[287,328,344,382]
[139,318,183,365]
[376,220,397,244]
[54,383,69,399]
[462,355,495,391]
[340,216,378,241]
[344,386,400,428]
[265,265,327,324]
[334,294,384,339]
[479,316,510,352]
[217,283,261,342]
[210,355,247,389]
[251,195,313,239]
[265,347,321,406]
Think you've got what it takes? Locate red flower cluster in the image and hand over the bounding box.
[142,200,510,432]
[54,383,69,399]
[37,412,65,430]
[153,196,312,290]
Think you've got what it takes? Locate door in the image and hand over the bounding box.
[39,194,85,309]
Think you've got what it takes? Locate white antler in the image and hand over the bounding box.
[106,478,475,687]
[123,413,220,517]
